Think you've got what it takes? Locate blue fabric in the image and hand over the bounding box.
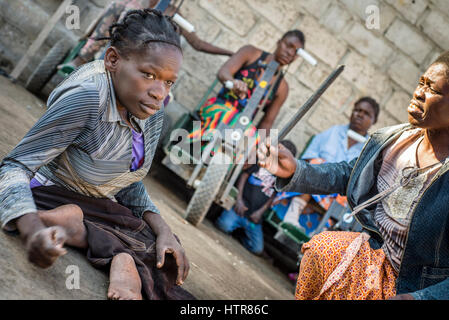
[29,178,42,189]
[276,123,449,299]
[216,208,264,255]
[301,124,367,163]
[271,201,322,236]
[273,191,338,207]
[273,191,300,203]
[247,174,263,186]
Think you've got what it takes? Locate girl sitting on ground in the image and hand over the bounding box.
[0,9,194,300]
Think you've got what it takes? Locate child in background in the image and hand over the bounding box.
[215,140,297,256]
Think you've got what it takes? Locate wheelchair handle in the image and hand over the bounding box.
[173,13,195,33]
[297,48,317,66]
[224,80,234,89]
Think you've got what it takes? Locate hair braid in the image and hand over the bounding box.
[95,8,182,56]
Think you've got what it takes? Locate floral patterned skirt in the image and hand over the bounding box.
[296,231,397,300]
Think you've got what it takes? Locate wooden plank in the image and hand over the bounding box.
[10,0,72,81]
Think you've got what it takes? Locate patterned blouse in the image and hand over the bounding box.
[0,60,163,230]
[216,51,283,112]
[374,128,442,272]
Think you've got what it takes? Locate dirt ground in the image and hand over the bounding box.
[0,75,295,300]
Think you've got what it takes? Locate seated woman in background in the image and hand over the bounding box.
[188,29,305,142]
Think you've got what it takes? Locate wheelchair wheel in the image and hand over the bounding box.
[26,39,71,94]
[184,152,231,226]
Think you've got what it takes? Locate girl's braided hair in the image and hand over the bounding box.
[97,8,182,56]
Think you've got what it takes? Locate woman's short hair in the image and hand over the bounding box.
[99,9,182,56]
[281,29,305,48]
[354,96,380,124]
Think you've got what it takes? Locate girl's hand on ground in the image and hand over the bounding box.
[156,232,190,286]
[26,226,67,268]
[257,138,297,178]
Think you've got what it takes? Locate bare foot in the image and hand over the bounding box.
[108,253,143,300]
[38,204,87,248]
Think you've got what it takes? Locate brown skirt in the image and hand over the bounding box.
[31,185,196,300]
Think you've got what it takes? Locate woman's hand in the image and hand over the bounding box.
[17,213,68,268]
[231,79,248,99]
[257,139,297,178]
[26,226,68,268]
[249,208,265,224]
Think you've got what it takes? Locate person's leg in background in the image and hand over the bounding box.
[215,207,243,234]
[241,220,264,255]
[283,195,310,231]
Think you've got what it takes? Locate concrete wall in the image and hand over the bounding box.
[1,0,448,152]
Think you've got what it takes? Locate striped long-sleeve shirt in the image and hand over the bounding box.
[0,60,162,230]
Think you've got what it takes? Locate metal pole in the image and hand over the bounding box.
[278,65,345,141]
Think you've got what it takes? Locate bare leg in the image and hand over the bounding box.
[38,204,88,249]
[107,252,143,300]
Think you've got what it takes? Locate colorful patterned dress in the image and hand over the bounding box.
[188,51,283,142]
